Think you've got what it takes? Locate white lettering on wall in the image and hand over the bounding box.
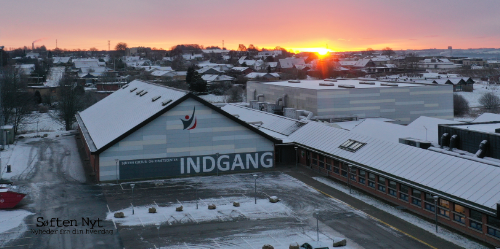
[261,152,273,168]
[231,154,245,170]
[180,158,184,174]
[246,153,258,169]
[218,155,230,171]
[187,157,200,173]
[203,156,215,172]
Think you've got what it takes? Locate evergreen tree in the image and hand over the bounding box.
[186,66,207,93]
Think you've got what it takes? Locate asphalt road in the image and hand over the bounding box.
[2,136,122,249]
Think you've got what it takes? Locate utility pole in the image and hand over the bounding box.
[56,39,58,49]
[108,40,110,51]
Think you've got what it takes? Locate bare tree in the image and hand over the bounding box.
[57,73,85,130]
[479,92,500,112]
[225,86,244,103]
[0,66,34,134]
[115,42,128,57]
[453,94,470,116]
[382,47,395,57]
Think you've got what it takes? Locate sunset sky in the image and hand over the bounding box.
[1,0,499,52]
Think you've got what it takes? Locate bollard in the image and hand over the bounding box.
[6,165,11,173]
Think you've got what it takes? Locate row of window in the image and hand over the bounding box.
[304,150,500,239]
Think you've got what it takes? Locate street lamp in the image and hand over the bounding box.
[115,159,119,184]
[423,126,428,141]
[347,164,352,194]
[216,153,219,176]
[130,183,135,215]
[294,146,298,169]
[315,209,320,241]
[433,195,439,233]
[253,174,258,204]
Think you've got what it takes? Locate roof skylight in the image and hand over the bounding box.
[339,139,366,152]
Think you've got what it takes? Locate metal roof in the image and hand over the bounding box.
[288,122,500,214]
[221,104,306,137]
[77,80,188,151]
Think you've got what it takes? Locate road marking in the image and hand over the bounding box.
[107,204,117,229]
[183,242,191,249]
[307,184,437,249]
[211,239,222,248]
[240,237,255,249]
[268,234,282,246]
[137,216,145,228]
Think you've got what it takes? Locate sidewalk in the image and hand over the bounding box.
[282,166,487,249]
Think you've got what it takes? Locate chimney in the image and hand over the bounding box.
[32,43,34,51]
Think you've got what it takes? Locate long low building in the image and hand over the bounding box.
[76,80,279,181]
[247,79,453,124]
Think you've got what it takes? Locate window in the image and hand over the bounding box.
[453,204,466,224]
[359,170,366,184]
[377,176,386,193]
[312,153,318,166]
[411,189,422,207]
[319,155,324,168]
[325,158,331,171]
[424,193,435,212]
[350,167,357,181]
[438,199,450,218]
[388,180,397,197]
[301,151,305,158]
[487,216,500,239]
[341,163,348,178]
[333,160,339,174]
[368,173,375,188]
[339,139,367,153]
[469,210,483,231]
[399,184,409,201]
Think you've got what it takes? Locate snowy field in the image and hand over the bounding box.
[457,81,500,108]
[312,176,487,249]
[18,111,65,134]
[0,210,33,247]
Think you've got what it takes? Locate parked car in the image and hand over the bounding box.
[300,241,330,249]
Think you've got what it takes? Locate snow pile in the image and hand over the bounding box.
[313,176,487,249]
[107,197,291,227]
[0,210,33,246]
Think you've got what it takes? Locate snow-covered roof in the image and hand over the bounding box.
[407,116,461,143]
[473,113,500,123]
[288,121,500,213]
[279,58,305,69]
[354,59,373,67]
[45,67,65,87]
[448,122,500,134]
[77,80,188,151]
[262,79,421,90]
[53,57,71,64]
[350,119,426,143]
[246,72,280,79]
[221,104,306,140]
[231,67,250,72]
[339,61,357,66]
[74,59,100,69]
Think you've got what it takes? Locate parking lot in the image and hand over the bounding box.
[102,171,431,249]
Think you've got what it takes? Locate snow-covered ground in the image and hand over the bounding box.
[18,111,65,134]
[457,81,500,108]
[312,176,487,249]
[0,210,33,246]
[107,197,292,227]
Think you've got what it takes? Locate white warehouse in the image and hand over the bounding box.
[246,79,453,124]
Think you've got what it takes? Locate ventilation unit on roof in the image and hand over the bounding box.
[288,80,300,83]
[339,139,366,152]
[319,82,335,86]
[381,83,398,87]
[136,90,144,95]
[399,138,431,149]
[475,140,488,158]
[338,84,355,88]
[152,96,161,102]
[130,87,137,92]
[161,99,172,106]
[359,81,375,85]
[140,91,148,96]
[324,79,337,82]
[122,84,129,89]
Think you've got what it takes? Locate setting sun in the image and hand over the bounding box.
[289,47,334,55]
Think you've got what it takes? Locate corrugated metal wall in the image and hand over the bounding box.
[98,97,275,181]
